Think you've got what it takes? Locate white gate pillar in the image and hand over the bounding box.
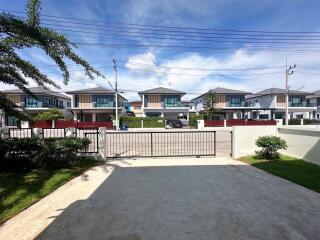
[98,127,107,159]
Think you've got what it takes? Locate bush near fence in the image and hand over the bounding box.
[0,137,90,171]
[289,119,320,125]
[189,114,204,128]
[119,116,166,128]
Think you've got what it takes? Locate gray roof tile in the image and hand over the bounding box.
[138,87,185,95]
[2,87,70,99]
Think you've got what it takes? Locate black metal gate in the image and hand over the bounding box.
[76,128,99,154]
[105,131,216,158]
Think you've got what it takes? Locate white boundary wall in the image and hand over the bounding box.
[278,126,320,165]
[232,125,320,165]
[232,126,278,158]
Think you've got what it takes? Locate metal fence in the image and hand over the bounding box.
[105,131,216,158]
[8,128,33,138]
[76,128,99,154]
[42,128,66,138]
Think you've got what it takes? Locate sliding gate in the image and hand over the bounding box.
[105,131,216,158]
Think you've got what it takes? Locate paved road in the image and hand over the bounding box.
[1,158,319,240]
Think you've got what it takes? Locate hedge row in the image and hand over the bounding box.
[120,116,166,128]
[0,137,90,171]
[289,119,320,125]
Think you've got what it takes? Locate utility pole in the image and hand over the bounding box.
[113,58,119,131]
[285,59,296,125]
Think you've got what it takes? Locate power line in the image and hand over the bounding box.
[120,66,284,77]
[3,8,320,35]
[37,22,320,45]
[23,17,320,41]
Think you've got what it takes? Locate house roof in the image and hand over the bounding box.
[306,90,320,99]
[191,87,251,101]
[65,87,116,94]
[246,87,311,99]
[138,87,185,95]
[65,87,128,101]
[2,87,70,100]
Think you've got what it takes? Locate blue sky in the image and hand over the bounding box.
[1,0,320,100]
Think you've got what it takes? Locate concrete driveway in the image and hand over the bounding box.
[1,157,319,240]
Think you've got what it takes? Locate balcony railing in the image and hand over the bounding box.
[290,102,316,107]
[22,102,65,109]
[94,102,114,108]
[227,102,247,107]
[162,102,185,108]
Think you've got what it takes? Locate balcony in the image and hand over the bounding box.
[227,102,252,107]
[162,102,186,108]
[94,102,115,108]
[290,102,316,107]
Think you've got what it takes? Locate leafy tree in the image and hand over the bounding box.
[201,92,218,120]
[0,0,103,119]
[34,108,64,121]
[256,136,288,159]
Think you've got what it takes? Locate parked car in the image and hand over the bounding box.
[179,119,189,126]
[167,120,183,128]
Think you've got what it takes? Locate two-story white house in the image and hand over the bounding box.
[1,87,71,126]
[306,90,320,119]
[246,88,317,120]
[65,87,127,122]
[192,87,253,119]
[138,87,190,120]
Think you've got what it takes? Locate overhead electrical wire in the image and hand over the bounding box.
[2,8,320,35]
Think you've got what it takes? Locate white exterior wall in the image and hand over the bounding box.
[278,126,320,165]
[232,125,320,166]
[247,95,276,108]
[232,126,278,158]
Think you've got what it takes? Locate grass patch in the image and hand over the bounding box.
[239,155,320,193]
[0,157,100,224]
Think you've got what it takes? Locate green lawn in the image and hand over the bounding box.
[240,155,320,193]
[0,158,99,224]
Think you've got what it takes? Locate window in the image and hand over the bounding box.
[42,97,50,107]
[94,96,113,107]
[24,97,38,108]
[67,101,71,108]
[58,100,64,109]
[291,97,302,107]
[6,115,17,126]
[134,106,141,109]
[163,97,180,107]
[229,97,241,107]
[74,95,79,108]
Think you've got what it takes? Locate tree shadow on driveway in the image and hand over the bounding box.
[36,162,320,240]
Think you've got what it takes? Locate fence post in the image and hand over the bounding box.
[98,127,106,159]
[33,128,43,138]
[197,120,204,129]
[150,132,153,156]
[224,119,227,128]
[214,131,216,157]
[0,127,9,139]
[300,119,304,125]
[141,119,144,128]
[65,127,76,137]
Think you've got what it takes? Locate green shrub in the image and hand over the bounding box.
[256,136,288,159]
[289,119,320,125]
[189,114,204,128]
[119,116,166,128]
[33,138,90,168]
[0,137,90,171]
[34,109,64,120]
